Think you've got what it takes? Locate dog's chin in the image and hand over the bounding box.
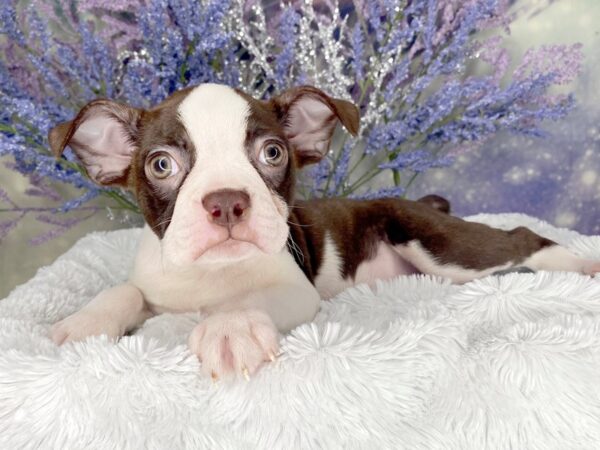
[194,239,263,265]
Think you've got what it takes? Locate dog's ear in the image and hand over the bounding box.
[48,100,142,186]
[272,86,359,167]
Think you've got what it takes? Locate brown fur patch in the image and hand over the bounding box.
[131,89,196,237]
[237,90,296,204]
[288,197,555,282]
[417,194,451,214]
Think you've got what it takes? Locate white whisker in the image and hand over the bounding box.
[287,234,305,265]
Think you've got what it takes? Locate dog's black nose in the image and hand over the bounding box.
[202,189,251,228]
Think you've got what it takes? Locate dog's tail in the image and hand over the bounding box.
[417,194,451,214]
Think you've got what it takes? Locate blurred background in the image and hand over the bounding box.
[411,0,600,234]
[1,0,599,298]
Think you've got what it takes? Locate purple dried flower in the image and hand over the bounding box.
[0,215,25,241]
[477,36,510,82]
[275,7,301,88]
[351,24,365,80]
[380,150,455,173]
[351,186,406,200]
[0,4,26,45]
[514,43,584,85]
[0,0,584,242]
[0,188,18,207]
[304,158,332,197]
[329,142,353,195]
[78,0,141,10]
[29,210,97,245]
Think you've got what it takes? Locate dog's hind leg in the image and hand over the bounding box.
[391,239,516,283]
[521,244,600,276]
[385,202,600,283]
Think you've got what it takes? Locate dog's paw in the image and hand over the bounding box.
[188,309,279,380]
[50,311,123,345]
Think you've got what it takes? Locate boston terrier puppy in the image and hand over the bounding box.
[48,84,600,380]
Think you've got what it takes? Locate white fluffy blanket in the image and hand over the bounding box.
[2,213,600,449]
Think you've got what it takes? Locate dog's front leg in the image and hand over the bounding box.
[50,283,153,345]
[189,282,321,380]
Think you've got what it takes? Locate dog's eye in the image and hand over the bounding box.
[259,143,286,166]
[146,153,179,179]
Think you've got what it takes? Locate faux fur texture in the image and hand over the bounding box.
[1,213,600,449]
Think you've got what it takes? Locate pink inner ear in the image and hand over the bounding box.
[286,97,336,155]
[71,114,135,184]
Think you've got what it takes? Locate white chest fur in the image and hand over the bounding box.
[129,226,308,313]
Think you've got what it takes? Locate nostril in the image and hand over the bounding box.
[232,203,244,218]
[211,207,222,218]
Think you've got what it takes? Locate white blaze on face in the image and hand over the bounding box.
[160,84,290,267]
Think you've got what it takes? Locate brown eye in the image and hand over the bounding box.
[146,153,179,179]
[259,143,286,166]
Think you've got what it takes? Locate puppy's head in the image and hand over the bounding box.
[49,84,359,267]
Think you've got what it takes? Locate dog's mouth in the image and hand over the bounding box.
[194,236,260,263]
[215,237,254,249]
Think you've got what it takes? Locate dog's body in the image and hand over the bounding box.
[48,84,600,379]
[289,197,570,292]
